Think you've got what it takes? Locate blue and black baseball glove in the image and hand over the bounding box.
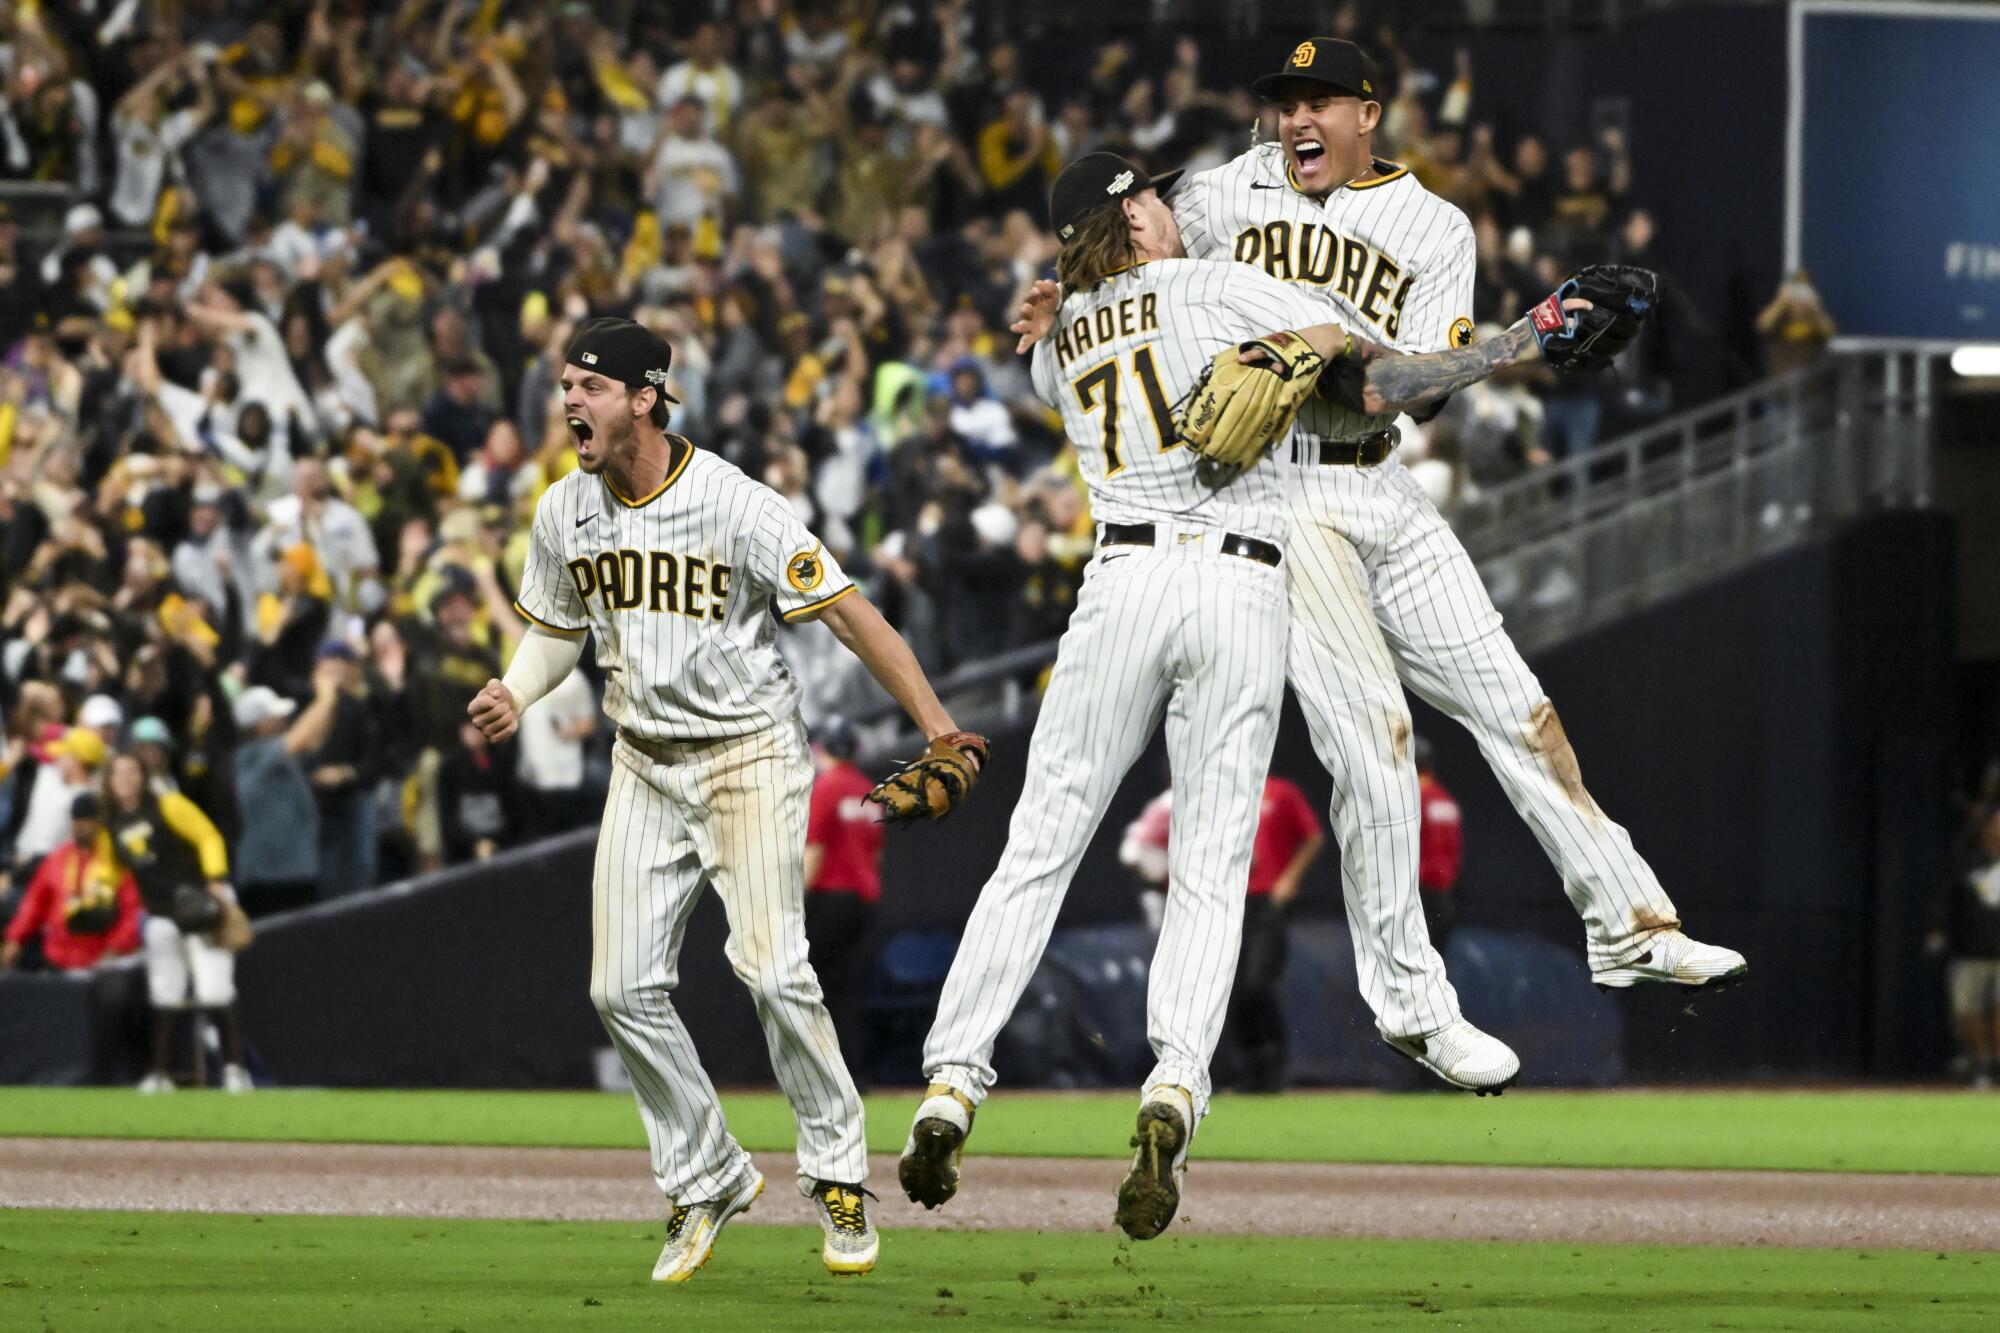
[1530,265,1661,374]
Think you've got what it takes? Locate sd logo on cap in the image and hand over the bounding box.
[1253,37,1378,102]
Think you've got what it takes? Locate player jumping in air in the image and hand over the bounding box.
[904,153,1619,1241]
[1015,38,1745,1096]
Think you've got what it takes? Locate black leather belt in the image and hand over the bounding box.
[1298,427,1399,466]
[1100,522,1281,568]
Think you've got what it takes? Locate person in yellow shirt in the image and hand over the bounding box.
[269,82,356,226]
[102,750,254,1093]
[1755,269,1838,377]
[976,90,1061,217]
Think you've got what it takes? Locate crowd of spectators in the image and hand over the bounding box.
[1,2,1685,920]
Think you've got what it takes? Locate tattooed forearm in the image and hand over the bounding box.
[1362,321,1539,414]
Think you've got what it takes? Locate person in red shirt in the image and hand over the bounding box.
[1415,736,1465,951]
[804,716,885,1080]
[1,793,143,973]
[1234,774,1324,1090]
[1121,772,1324,1091]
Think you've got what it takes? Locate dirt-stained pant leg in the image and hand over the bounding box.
[1285,468,1464,1040]
[589,742,749,1203]
[1370,466,1681,970]
[671,720,869,1190]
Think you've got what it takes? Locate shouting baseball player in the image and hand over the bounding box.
[467,318,987,1282]
[903,153,1612,1242]
[1018,39,1744,1093]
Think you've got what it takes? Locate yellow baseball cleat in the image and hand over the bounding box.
[805,1180,878,1275]
[651,1167,764,1282]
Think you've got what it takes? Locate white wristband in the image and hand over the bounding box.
[501,627,586,713]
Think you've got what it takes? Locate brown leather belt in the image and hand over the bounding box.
[1100,522,1282,568]
[1296,427,1399,466]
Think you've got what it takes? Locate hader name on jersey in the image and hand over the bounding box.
[1052,292,1161,370]
[1231,220,1413,340]
[566,548,734,621]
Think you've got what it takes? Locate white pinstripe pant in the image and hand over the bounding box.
[591,720,867,1203]
[924,535,1289,1123]
[1285,456,1682,1040]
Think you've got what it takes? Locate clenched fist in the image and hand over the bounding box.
[467,678,521,743]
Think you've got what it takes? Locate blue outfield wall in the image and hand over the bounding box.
[0,513,1954,1088]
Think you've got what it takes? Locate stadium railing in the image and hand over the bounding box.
[1453,345,1938,655]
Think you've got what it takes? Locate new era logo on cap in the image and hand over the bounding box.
[1107,170,1134,194]
[581,352,598,364]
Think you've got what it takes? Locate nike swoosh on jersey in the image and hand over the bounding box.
[1250,183,1284,190]
[576,512,598,527]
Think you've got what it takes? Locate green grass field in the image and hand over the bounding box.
[1,1211,1991,1332]
[1,1086,1993,1175]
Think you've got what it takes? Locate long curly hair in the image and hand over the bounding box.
[1056,205,1137,296]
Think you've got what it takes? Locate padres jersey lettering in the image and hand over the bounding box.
[516,437,854,743]
[564,550,733,620]
[1173,143,1476,442]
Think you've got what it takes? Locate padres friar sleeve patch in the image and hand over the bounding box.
[787,547,825,593]
[1450,317,1476,348]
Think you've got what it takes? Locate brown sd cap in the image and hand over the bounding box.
[1250,38,1379,103]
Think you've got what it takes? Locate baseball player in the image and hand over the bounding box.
[466,318,987,1283]
[1018,38,1744,1091]
[902,153,1587,1241]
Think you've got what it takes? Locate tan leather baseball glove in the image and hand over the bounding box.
[866,731,991,824]
[1175,330,1327,481]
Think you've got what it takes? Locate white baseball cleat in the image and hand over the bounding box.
[804,1179,878,1275]
[136,1072,174,1095]
[1386,1019,1521,1095]
[1592,930,1748,991]
[222,1064,254,1094]
[899,1084,974,1209]
[651,1166,764,1282]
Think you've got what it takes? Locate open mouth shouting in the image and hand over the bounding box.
[566,412,604,469]
[1289,134,1328,186]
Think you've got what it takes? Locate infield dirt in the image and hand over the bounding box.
[3,1137,1993,1252]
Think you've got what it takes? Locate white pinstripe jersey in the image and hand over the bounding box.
[1172,143,1478,442]
[514,439,854,744]
[1028,259,1335,544]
